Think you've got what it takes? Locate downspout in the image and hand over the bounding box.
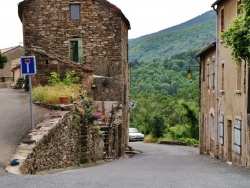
[212,4,219,158]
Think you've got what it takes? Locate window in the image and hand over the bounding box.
[219,114,224,144]
[221,8,225,32]
[236,66,241,90]
[237,0,242,15]
[70,4,80,19]
[207,60,210,89]
[221,63,224,90]
[210,114,214,140]
[69,38,83,63]
[212,58,215,90]
[234,119,242,154]
[202,61,205,82]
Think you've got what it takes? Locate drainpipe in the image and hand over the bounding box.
[212,4,219,158]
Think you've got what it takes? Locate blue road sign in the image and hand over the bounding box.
[21,56,36,75]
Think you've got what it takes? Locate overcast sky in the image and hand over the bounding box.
[0,0,214,49]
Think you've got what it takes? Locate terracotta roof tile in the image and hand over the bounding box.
[30,47,93,72]
[195,40,216,58]
[0,46,23,54]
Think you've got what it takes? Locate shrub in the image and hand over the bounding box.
[178,138,199,146]
[49,71,79,86]
[143,134,159,143]
[91,125,100,133]
[151,114,165,138]
[168,124,191,140]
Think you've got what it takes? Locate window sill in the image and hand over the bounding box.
[219,90,225,95]
[235,90,242,95]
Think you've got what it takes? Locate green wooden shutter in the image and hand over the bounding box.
[78,39,83,64]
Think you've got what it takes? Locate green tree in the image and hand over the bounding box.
[0,53,8,69]
[151,114,165,138]
[221,1,250,65]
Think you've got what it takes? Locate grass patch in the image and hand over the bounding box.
[143,134,159,143]
[33,83,84,104]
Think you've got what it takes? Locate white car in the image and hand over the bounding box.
[129,128,144,142]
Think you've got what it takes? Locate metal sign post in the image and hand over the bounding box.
[21,56,36,130]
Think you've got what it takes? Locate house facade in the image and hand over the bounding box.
[197,0,250,167]
[18,0,131,155]
[0,46,24,88]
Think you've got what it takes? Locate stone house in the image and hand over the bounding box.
[195,41,216,156]
[197,0,250,167]
[18,0,131,156]
[0,46,24,88]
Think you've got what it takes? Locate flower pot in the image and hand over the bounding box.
[59,96,69,104]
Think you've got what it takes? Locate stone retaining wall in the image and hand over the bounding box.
[6,110,105,174]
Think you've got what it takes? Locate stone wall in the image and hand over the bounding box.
[11,110,104,174]
[18,0,130,161]
[6,102,122,174]
[19,0,130,67]
[29,48,93,94]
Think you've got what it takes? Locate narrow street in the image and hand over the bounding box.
[0,88,52,167]
[0,142,250,188]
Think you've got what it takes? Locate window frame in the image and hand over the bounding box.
[219,114,224,145]
[69,38,83,64]
[207,60,210,89]
[234,119,242,155]
[70,4,80,20]
[236,65,242,91]
[221,63,225,91]
[212,57,215,90]
[220,8,225,32]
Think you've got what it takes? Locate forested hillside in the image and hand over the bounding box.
[130,51,200,144]
[128,10,216,144]
[129,10,216,64]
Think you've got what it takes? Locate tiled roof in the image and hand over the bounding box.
[30,47,93,72]
[195,40,216,58]
[18,0,130,29]
[0,46,22,54]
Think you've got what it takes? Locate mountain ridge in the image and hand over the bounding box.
[128,10,216,64]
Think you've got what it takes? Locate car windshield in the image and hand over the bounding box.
[129,128,139,133]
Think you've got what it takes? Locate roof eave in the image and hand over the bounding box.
[195,41,216,58]
[18,1,25,22]
[211,0,223,8]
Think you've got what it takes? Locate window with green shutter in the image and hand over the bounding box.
[69,38,83,64]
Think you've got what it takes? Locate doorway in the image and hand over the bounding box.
[227,120,232,162]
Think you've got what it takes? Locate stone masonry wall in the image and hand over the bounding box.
[7,110,104,174]
[19,0,130,160]
[20,0,129,67]
[6,102,123,175]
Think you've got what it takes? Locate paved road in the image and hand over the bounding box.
[0,142,250,188]
[0,88,52,167]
